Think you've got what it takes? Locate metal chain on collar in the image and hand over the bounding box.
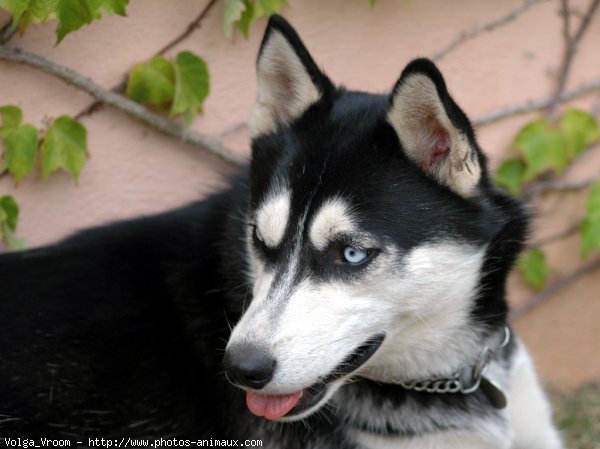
[397,327,511,395]
[399,375,462,394]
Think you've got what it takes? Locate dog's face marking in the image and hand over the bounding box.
[255,189,291,249]
[308,198,356,251]
[232,211,489,393]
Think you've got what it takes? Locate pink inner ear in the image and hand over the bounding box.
[422,127,449,171]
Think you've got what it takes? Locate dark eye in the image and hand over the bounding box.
[253,225,265,243]
[250,224,277,264]
[342,246,370,264]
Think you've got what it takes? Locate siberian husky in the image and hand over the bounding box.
[0,15,563,449]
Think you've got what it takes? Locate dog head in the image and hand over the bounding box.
[223,15,526,421]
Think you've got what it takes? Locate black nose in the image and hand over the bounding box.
[223,344,276,389]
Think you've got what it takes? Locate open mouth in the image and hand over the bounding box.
[245,334,385,420]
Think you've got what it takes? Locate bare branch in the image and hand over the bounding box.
[0,45,246,166]
[569,0,600,56]
[472,77,600,126]
[156,0,219,56]
[546,0,600,119]
[510,253,600,319]
[432,0,549,61]
[560,0,572,50]
[75,0,219,120]
[0,20,17,44]
[472,0,600,126]
[524,175,600,198]
[528,220,582,248]
[218,121,247,140]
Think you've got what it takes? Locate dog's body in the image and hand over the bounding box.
[0,16,563,448]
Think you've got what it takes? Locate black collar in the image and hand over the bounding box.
[383,326,511,409]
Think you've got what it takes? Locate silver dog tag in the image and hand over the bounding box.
[480,376,507,409]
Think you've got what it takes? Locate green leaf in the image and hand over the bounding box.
[28,0,58,21]
[1,222,27,250]
[0,0,58,29]
[102,0,127,15]
[581,181,600,259]
[0,105,23,133]
[223,0,246,38]
[7,0,58,34]
[54,0,128,43]
[517,248,550,291]
[55,0,99,43]
[172,51,210,127]
[0,106,39,181]
[0,0,31,26]
[0,207,6,239]
[40,115,87,181]
[370,0,377,6]
[1,0,126,38]
[0,196,27,250]
[495,158,526,195]
[257,0,286,15]
[0,195,19,231]
[222,0,285,38]
[2,124,39,182]
[559,109,600,159]
[512,119,568,181]
[126,56,175,109]
[236,0,260,38]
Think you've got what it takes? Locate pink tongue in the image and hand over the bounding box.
[246,390,303,420]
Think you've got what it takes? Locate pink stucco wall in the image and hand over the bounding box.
[1,0,599,387]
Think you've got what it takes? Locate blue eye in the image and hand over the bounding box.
[343,247,369,264]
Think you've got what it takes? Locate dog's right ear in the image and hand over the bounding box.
[249,15,333,137]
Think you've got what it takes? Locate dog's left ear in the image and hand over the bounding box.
[249,15,333,137]
[387,59,483,198]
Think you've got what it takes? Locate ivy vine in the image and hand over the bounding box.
[0,0,599,310]
[0,0,288,249]
[495,109,600,292]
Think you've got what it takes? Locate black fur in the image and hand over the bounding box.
[0,15,526,446]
